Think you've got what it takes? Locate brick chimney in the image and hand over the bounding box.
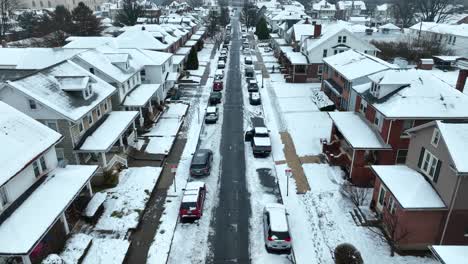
[456,59,468,93]
[417,58,434,70]
[314,24,322,38]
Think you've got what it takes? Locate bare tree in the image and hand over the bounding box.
[340,182,369,207]
[415,0,452,23]
[0,0,19,40]
[391,0,417,28]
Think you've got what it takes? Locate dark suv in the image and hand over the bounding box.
[190,149,213,176]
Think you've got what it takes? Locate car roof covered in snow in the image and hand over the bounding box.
[265,203,288,232]
[0,101,62,186]
[372,165,446,209]
[431,245,468,264]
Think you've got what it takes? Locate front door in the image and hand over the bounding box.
[376,185,387,211]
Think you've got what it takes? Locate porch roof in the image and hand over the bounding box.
[123,84,161,107]
[280,46,308,65]
[172,55,185,65]
[190,34,202,41]
[184,40,197,47]
[0,165,97,255]
[328,112,390,149]
[431,245,468,264]
[372,165,446,209]
[79,111,138,152]
[175,47,191,56]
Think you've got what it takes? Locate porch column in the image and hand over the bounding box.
[139,107,144,127]
[74,153,81,164]
[21,255,32,264]
[101,152,107,167]
[148,100,153,113]
[132,121,136,130]
[61,213,70,235]
[87,181,94,197]
[119,135,124,147]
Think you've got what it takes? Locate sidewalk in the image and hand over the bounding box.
[280,132,310,194]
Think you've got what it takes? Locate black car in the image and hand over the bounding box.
[219,54,228,62]
[249,92,261,105]
[190,149,213,176]
[245,66,254,77]
[209,92,222,105]
[247,79,259,92]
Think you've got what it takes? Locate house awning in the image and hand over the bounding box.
[172,55,185,65]
[0,165,97,255]
[79,111,138,152]
[176,47,191,56]
[328,112,391,150]
[166,72,179,82]
[123,84,161,107]
[190,34,202,41]
[184,40,197,47]
[372,165,446,209]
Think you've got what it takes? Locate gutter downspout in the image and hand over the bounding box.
[440,174,463,244]
[349,149,356,180]
[386,120,393,144]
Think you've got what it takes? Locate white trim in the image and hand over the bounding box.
[431,128,441,147]
[420,149,439,180]
[377,184,387,210]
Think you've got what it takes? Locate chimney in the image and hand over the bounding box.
[314,24,322,38]
[417,58,434,70]
[1,40,7,48]
[456,59,468,93]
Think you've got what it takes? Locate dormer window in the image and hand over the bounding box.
[431,128,440,147]
[83,85,93,99]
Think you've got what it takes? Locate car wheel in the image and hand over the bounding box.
[265,245,271,253]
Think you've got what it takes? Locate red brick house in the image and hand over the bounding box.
[370,120,468,251]
[323,68,468,186]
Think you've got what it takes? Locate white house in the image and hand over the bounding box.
[312,0,337,20]
[0,101,97,264]
[336,1,367,19]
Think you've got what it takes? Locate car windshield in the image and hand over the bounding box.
[181,202,197,210]
[256,133,268,137]
[268,230,290,240]
[191,164,206,169]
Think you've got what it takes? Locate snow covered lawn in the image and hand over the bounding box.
[60,233,93,263]
[144,118,183,137]
[146,136,176,155]
[277,97,319,112]
[95,167,162,233]
[81,238,130,264]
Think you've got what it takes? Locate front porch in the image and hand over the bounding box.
[123,83,163,128]
[278,46,309,83]
[323,112,392,186]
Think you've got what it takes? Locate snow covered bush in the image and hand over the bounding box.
[334,243,364,264]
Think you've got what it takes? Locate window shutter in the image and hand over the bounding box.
[434,160,442,182]
[417,147,426,169]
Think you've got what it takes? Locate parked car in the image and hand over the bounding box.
[264,47,273,53]
[245,66,254,77]
[245,126,271,157]
[190,149,213,176]
[217,60,225,69]
[247,79,259,92]
[220,49,228,56]
[249,92,261,105]
[213,81,224,91]
[209,91,222,105]
[215,69,224,80]
[222,43,229,50]
[179,181,206,219]
[224,38,230,45]
[263,203,292,253]
[242,42,249,50]
[219,54,228,62]
[205,106,219,124]
[226,24,231,30]
[244,56,253,65]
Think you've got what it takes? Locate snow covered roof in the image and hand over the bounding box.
[436,121,468,173]
[313,0,336,11]
[185,40,197,47]
[7,60,116,122]
[0,102,62,186]
[349,16,369,23]
[64,36,116,49]
[116,30,170,51]
[431,245,468,264]
[134,49,172,66]
[337,1,366,10]
[79,111,138,152]
[0,48,83,70]
[280,46,308,64]
[376,4,389,11]
[372,165,446,209]
[172,55,185,65]
[0,165,97,255]
[410,22,468,37]
[123,84,161,107]
[253,137,272,147]
[380,23,399,30]
[271,10,306,21]
[323,50,395,80]
[369,69,468,119]
[292,24,315,41]
[265,203,288,232]
[328,112,390,149]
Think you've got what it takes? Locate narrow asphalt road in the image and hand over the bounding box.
[208,11,251,264]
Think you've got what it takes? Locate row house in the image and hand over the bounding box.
[0,60,138,175]
[323,67,468,186]
[311,0,336,20]
[336,1,367,20]
[321,50,394,109]
[371,120,468,251]
[301,25,378,83]
[0,101,97,264]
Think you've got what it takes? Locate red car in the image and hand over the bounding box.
[213,81,224,91]
[179,181,206,219]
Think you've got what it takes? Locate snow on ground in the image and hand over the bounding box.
[146,136,176,155]
[94,167,162,233]
[144,118,182,137]
[147,42,216,264]
[81,238,130,264]
[277,97,319,112]
[283,112,332,156]
[164,103,189,118]
[188,66,206,77]
[60,233,92,263]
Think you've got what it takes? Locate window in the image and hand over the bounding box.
[40,0,43,7]
[87,113,93,125]
[162,64,166,73]
[334,49,338,55]
[97,107,101,117]
[364,50,368,54]
[431,128,440,147]
[141,70,146,81]
[453,36,457,45]
[343,36,347,43]
[84,88,89,98]
[374,112,383,131]
[318,65,323,75]
[322,49,327,57]
[32,1,36,7]
[29,99,37,110]
[339,50,344,53]
[388,196,396,214]
[56,148,65,162]
[89,68,95,74]
[104,101,108,111]
[33,161,41,177]
[338,36,342,43]
[378,185,387,207]
[0,187,8,207]
[45,121,58,132]
[396,149,408,164]
[39,156,47,172]
[79,120,84,133]
[401,120,414,136]
[418,148,441,180]
[359,99,367,114]
[47,0,51,7]
[127,80,130,90]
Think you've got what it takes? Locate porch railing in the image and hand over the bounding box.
[104,154,128,171]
